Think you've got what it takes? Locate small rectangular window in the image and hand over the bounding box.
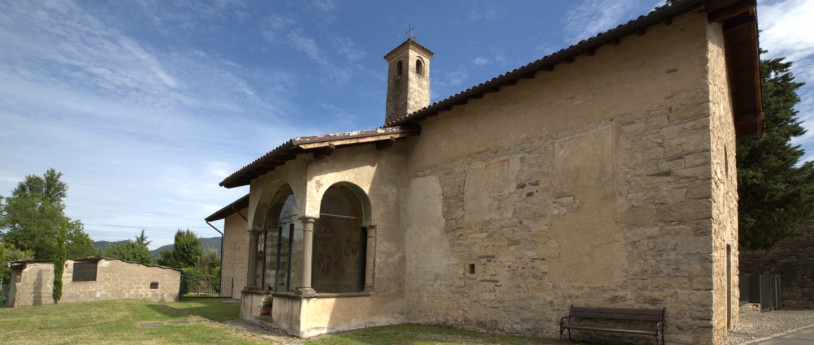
[72,262,97,281]
[150,282,159,289]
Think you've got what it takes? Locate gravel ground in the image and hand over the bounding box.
[222,309,814,345]
[725,309,814,345]
[223,319,304,345]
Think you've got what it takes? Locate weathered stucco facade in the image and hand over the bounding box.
[6,258,181,307]
[214,1,761,344]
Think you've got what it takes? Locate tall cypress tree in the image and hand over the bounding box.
[737,55,814,250]
[53,220,67,303]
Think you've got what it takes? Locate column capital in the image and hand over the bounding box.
[298,216,318,224]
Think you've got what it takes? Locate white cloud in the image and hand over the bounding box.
[758,0,814,161]
[473,57,490,66]
[562,0,638,43]
[332,36,367,62]
[0,0,313,248]
[466,1,505,23]
[308,0,336,13]
[758,0,814,62]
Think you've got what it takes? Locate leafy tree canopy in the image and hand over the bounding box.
[158,229,203,268]
[103,230,156,265]
[0,169,98,259]
[737,54,814,250]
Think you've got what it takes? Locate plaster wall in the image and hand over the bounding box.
[10,259,180,307]
[303,143,408,298]
[273,294,407,337]
[222,210,249,299]
[245,144,409,334]
[402,12,725,345]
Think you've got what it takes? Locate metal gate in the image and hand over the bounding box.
[740,274,782,310]
[181,276,233,298]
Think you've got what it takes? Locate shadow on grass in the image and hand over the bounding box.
[159,298,241,322]
[304,324,568,345]
[145,303,190,320]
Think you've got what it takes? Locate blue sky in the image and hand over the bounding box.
[1,0,811,249]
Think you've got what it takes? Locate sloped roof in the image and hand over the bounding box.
[384,0,762,138]
[5,257,183,273]
[220,126,420,188]
[205,194,249,222]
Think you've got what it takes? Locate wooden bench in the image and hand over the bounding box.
[559,305,665,345]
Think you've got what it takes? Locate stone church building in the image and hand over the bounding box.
[212,1,762,344]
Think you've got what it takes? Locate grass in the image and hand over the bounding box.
[161,298,241,322]
[305,323,565,345]
[0,299,265,345]
[1,299,573,345]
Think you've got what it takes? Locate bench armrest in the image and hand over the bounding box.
[559,316,570,328]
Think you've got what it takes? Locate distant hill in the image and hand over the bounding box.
[149,237,222,257]
[93,237,221,257]
[92,240,128,251]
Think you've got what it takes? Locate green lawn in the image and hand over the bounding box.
[161,298,241,322]
[1,299,570,345]
[0,299,266,345]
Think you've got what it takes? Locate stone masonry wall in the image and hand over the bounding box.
[707,20,740,344]
[11,259,180,307]
[740,218,814,308]
[403,12,724,345]
[222,209,249,299]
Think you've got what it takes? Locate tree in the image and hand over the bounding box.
[0,244,34,283]
[737,55,814,250]
[53,221,67,303]
[158,229,203,268]
[1,243,35,307]
[0,169,98,259]
[103,230,156,265]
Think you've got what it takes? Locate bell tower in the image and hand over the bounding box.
[384,37,434,125]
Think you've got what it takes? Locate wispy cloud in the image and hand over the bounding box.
[473,57,490,66]
[0,0,311,247]
[562,0,638,43]
[260,14,355,86]
[466,1,505,23]
[433,66,471,101]
[758,0,814,161]
[307,0,336,13]
[332,36,367,62]
[759,0,814,63]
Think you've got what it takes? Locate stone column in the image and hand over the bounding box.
[297,217,317,297]
[246,229,261,289]
[363,225,377,292]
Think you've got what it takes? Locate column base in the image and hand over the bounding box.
[297,287,317,297]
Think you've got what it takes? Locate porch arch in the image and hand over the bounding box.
[258,184,298,292]
[312,182,371,293]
